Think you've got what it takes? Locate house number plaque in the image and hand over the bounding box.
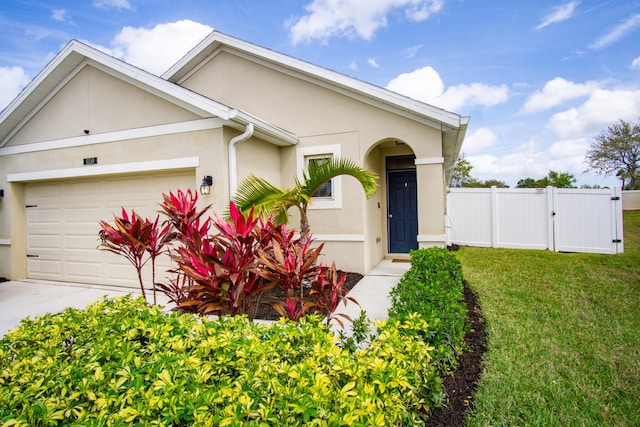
[83,157,98,165]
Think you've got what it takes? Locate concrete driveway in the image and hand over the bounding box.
[0,280,171,338]
[0,260,409,339]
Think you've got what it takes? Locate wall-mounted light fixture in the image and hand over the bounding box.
[200,176,213,196]
[0,189,4,199]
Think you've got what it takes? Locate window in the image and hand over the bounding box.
[307,155,333,198]
[296,144,342,209]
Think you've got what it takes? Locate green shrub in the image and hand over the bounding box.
[1,296,442,426]
[388,247,468,373]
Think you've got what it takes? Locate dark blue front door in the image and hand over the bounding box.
[388,170,418,253]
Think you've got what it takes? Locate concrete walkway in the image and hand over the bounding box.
[330,259,410,327]
[0,259,410,338]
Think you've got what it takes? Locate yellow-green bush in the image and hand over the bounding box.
[1,296,440,426]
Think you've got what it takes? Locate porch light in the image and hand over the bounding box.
[0,189,3,199]
[200,176,213,195]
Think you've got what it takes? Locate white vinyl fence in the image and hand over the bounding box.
[446,187,624,254]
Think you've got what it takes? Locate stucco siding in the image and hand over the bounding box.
[8,66,201,146]
[180,52,442,160]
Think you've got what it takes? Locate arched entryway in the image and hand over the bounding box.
[386,155,418,253]
[363,139,419,261]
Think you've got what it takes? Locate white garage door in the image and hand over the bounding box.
[25,172,194,287]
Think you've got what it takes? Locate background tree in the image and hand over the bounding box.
[450,153,509,188]
[586,118,640,190]
[516,170,576,188]
[450,153,473,187]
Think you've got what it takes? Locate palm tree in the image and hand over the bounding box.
[232,157,378,242]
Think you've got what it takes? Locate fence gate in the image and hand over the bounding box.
[552,188,623,254]
[446,187,624,254]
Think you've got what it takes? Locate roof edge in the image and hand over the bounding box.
[163,31,467,130]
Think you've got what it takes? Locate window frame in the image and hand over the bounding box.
[296,144,342,210]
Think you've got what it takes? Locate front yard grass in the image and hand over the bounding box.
[457,210,640,426]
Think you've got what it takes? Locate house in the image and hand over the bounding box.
[0,31,468,287]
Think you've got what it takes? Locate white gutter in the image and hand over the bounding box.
[228,122,254,196]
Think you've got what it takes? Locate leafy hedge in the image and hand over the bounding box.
[389,247,469,373]
[0,247,468,426]
[1,296,442,426]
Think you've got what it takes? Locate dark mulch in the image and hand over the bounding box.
[426,281,487,426]
[252,271,486,426]
[251,271,364,321]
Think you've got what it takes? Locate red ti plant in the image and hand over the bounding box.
[209,202,276,318]
[145,215,174,305]
[257,225,357,323]
[310,263,359,328]
[98,208,153,301]
[157,192,275,320]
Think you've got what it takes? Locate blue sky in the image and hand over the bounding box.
[1,0,640,187]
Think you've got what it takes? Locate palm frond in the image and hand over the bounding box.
[231,175,298,224]
[302,157,379,199]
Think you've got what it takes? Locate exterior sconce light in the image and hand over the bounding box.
[0,189,3,200]
[200,176,213,196]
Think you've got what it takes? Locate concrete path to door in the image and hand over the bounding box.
[0,260,410,339]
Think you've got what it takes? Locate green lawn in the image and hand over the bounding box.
[456,210,640,427]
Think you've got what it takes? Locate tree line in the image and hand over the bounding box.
[452,117,639,190]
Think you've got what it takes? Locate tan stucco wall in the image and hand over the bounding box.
[181,51,446,272]
[182,52,441,159]
[623,191,640,210]
[0,60,286,280]
[8,66,201,146]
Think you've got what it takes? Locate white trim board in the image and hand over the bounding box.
[312,234,365,242]
[7,157,199,182]
[0,118,223,156]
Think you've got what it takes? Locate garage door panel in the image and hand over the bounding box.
[66,261,103,281]
[29,259,62,275]
[66,207,101,223]
[29,234,61,250]
[27,208,60,224]
[27,183,63,198]
[26,171,194,287]
[64,180,100,198]
[66,235,99,250]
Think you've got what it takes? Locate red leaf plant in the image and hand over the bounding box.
[157,191,276,320]
[257,224,358,323]
[98,208,170,303]
[100,189,357,323]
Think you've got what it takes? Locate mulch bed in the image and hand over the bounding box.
[426,281,486,426]
[251,271,364,321]
[253,272,487,426]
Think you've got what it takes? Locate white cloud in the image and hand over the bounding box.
[93,0,133,10]
[0,66,31,111]
[349,60,358,70]
[535,0,580,30]
[463,128,498,153]
[404,0,443,21]
[520,77,601,114]
[589,13,640,50]
[288,0,444,44]
[402,44,423,58]
[51,9,71,23]
[467,138,589,183]
[632,56,640,69]
[367,58,379,68]
[93,20,213,75]
[547,88,640,138]
[385,66,508,111]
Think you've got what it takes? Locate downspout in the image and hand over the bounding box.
[228,122,254,197]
